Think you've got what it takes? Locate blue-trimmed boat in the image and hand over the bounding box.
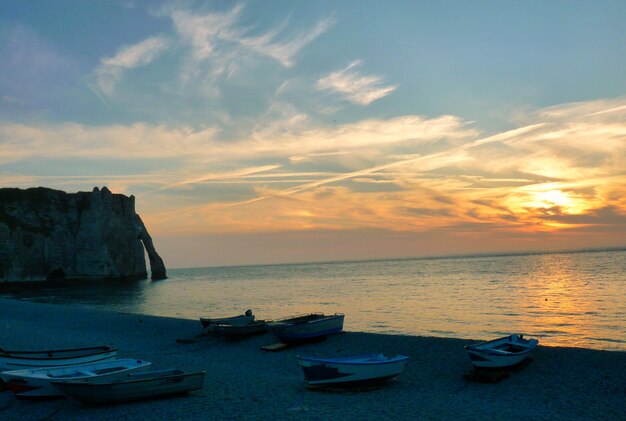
[465,334,539,368]
[268,313,344,343]
[297,354,409,388]
[0,346,118,371]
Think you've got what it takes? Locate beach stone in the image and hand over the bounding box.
[0,186,166,282]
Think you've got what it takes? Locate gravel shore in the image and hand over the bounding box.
[0,297,624,420]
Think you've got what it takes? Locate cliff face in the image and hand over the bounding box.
[0,187,166,282]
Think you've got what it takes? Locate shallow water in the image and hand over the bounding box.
[3,250,625,351]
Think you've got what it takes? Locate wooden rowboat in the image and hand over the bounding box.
[297,354,409,388]
[268,313,344,344]
[465,334,539,368]
[199,310,254,329]
[212,320,268,338]
[0,346,118,371]
[53,368,205,405]
[0,358,151,399]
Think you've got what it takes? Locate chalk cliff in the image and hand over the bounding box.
[0,187,166,282]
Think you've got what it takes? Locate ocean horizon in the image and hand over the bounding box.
[3,248,625,352]
[169,246,626,270]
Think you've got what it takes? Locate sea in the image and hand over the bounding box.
[2,249,625,351]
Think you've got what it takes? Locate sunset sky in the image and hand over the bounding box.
[1,1,625,268]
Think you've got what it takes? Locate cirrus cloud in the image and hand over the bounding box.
[316,60,397,105]
[91,36,171,97]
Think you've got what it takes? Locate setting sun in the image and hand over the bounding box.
[534,190,572,208]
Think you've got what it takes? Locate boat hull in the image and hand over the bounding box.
[0,346,118,371]
[298,354,408,387]
[0,358,152,399]
[465,334,539,368]
[213,321,268,337]
[53,369,206,405]
[269,313,344,343]
[200,315,254,329]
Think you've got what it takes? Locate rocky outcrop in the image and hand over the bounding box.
[0,187,166,282]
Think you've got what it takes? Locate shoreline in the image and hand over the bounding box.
[1,298,624,420]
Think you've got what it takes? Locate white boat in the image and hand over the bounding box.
[268,313,344,344]
[53,368,206,405]
[0,358,151,399]
[297,354,409,388]
[199,310,255,329]
[465,334,539,368]
[0,345,118,371]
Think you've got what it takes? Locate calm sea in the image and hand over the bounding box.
[3,250,625,351]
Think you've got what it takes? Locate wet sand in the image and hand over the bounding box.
[0,297,624,420]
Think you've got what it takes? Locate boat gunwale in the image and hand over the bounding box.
[1,358,151,380]
[298,354,409,366]
[0,346,117,361]
[268,312,344,325]
[52,370,206,388]
[199,314,254,328]
[465,335,538,351]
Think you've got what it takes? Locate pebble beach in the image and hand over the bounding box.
[1,297,624,420]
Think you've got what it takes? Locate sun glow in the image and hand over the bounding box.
[533,190,573,208]
[522,189,593,215]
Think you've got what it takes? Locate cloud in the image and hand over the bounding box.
[169,5,333,69]
[250,114,475,157]
[3,97,625,239]
[92,36,171,96]
[170,6,244,62]
[0,122,217,162]
[240,16,335,67]
[316,60,397,105]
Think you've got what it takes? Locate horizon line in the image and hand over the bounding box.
[161,245,626,272]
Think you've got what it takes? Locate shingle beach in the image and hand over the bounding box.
[0,297,624,420]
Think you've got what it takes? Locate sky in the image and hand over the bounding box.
[1,0,625,268]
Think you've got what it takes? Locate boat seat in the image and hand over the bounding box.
[91,367,124,375]
[47,371,89,378]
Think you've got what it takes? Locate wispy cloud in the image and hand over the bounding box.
[317,60,397,105]
[0,122,217,161]
[169,5,333,70]
[3,97,625,238]
[240,16,335,67]
[144,98,626,235]
[170,6,244,62]
[92,36,171,96]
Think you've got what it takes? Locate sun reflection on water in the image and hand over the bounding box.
[2,250,624,351]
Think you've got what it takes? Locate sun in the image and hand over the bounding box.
[523,189,595,217]
[534,190,572,208]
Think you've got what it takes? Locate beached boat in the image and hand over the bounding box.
[0,358,151,399]
[297,354,409,388]
[268,313,344,343]
[465,334,539,368]
[199,310,255,329]
[213,320,268,338]
[0,345,118,371]
[53,368,206,405]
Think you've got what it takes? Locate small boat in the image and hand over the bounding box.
[199,310,255,329]
[213,320,268,338]
[0,346,118,371]
[53,368,206,405]
[0,358,151,399]
[465,334,539,368]
[297,354,409,388]
[268,313,344,344]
